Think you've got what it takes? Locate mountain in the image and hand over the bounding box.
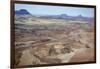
[39,14,93,23]
[76,15,83,18]
[15,9,31,15]
[60,14,68,19]
[39,14,69,19]
[15,9,93,23]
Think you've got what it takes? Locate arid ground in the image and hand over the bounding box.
[14,14,95,67]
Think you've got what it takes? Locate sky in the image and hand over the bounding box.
[15,4,94,17]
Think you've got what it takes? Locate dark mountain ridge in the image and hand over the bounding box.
[15,9,31,15]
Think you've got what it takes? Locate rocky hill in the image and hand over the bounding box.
[15,9,31,15]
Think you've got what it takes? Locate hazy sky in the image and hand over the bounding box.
[15,4,94,17]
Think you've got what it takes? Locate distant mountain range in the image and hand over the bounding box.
[15,9,94,23]
[39,14,94,23]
